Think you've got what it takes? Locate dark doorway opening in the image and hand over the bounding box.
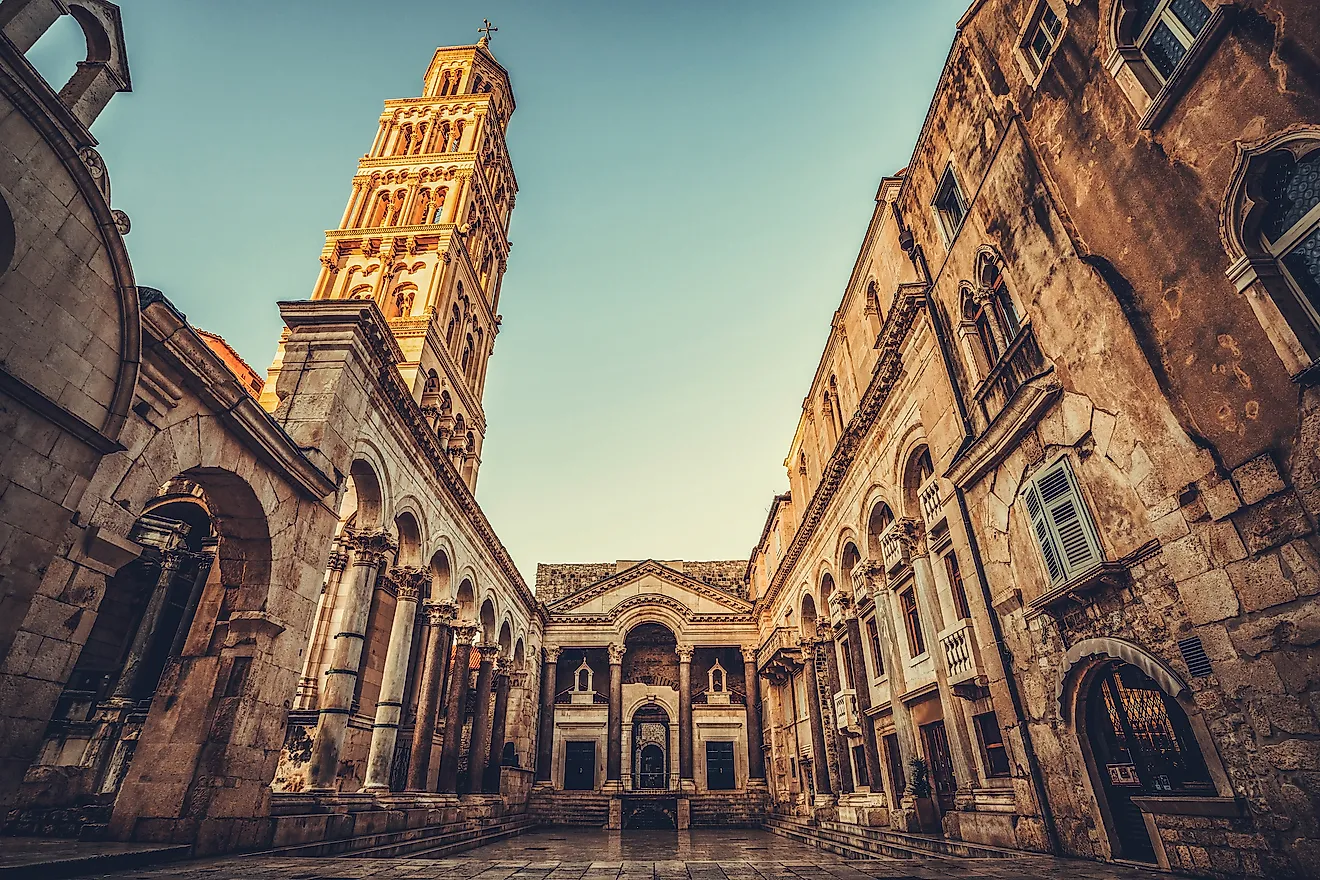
[564,740,596,791]
[706,740,735,790]
[623,795,677,829]
[1085,661,1215,863]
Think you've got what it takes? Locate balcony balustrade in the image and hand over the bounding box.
[973,322,1049,430]
[937,618,988,699]
[879,521,909,573]
[919,475,943,526]
[833,689,859,734]
[757,626,803,679]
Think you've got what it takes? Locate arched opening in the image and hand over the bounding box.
[622,623,678,689]
[840,542,860,592]
[479,599,497,646]
[497,620,512,658]
[454,579,475,622]
[393,512,421,568]
[512,638,525,670]
[1078,659,1216,863]
[800,588,820,639]
[631,703,671,791]
[347,460,383,530]
[866,501,895,559]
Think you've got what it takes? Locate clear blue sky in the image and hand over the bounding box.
[30,1,966,584]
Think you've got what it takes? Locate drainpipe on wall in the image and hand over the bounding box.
[892,204,1062,857]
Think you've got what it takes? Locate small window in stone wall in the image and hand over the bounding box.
[932,165,968,246]
[1109,0,1223,129]
[1021,0,1065,77]
[973,711,1011,778]
[852,745,870,789]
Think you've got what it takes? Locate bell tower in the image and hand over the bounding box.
[287,29,517,488]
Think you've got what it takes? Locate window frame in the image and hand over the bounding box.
[932,165,969,247]
[1264,185,1320,335]
[1132,0,1207,86]
[1106,0,1228,131]
[945,551,971,621]
[1020,454,1107,589]
[899,587,926,659]
[973,711,1012,779]
[1016,0,1067,83]
[865,616,885,679]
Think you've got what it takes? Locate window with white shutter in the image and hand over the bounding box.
[1021,456,1104,586]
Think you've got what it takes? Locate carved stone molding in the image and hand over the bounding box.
[544,645,562,663]
[345,528,397,566]
[607,643,626,665]
[476,644,500,663]
[452,623,478,646]
[423,600,458,627]
[676,645,695,663]
[391,565,429,601]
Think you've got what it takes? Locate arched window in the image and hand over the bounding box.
[866,502,894,559]
[828,375,844,434]
[1259,150,1320,342]
[1109,0,1221,128]
[432,187,447,223]
[446,305,460,347]
[461,334,474,372]
[1225,134,1320,374]
[915,447,934,486]
[452,121,465,152]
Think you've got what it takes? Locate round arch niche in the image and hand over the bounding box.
[622,622,678,690]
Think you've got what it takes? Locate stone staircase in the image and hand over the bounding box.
[263,813,536,859]
[689,792,768,827]
[527,790,610,827]
[763,815,1026,861]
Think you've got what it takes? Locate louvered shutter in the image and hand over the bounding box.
[1024,481,1065,584]
[1027,457,1104,585]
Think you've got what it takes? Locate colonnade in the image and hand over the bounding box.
[306,528,519,797]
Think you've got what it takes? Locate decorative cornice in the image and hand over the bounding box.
[760,288,927,610]
[548,559,752,615]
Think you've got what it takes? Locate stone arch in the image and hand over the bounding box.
[799,589,820,638]
[346,456,386,530]
[479,597,497,645]
[864,494,897,559]
[429,546,452,599]
[393,510,423,567]
[614,602,687,643]
[497,618,513,657]
[1055,637,1185,722]
[513,637,525,669]
[454,577,476,621]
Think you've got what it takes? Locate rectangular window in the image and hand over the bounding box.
[865,617,885,677]
[1137,0,1212,83]
[852,744,871,789]
[840,637,855,689]
[933,166,968,244]
[884,733,906,794]
[900,588,925,657]
[706,741,736,790]
[974,711,1011,778]
[945,552,971,620]
[1028,3,1063,69]
[1022,456,1104,587]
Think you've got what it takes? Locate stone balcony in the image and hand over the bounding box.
[919,475,943,527]
[833,689,859,734]
[879,521,909,574]
[757,626,802,678]
[937,618,988,700]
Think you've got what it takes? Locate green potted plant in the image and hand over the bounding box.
[908,757,939,832]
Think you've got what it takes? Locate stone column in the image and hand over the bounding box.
[463,645,498,795]
[842,598,884,792]
[407,600,456,790]
[535,646,560,783]
[740,647,766,782]
[484,659,512,793]
[296,543,349,710]
[606,642,625,785]
[816,621,854,794]
[307,528,396,790]
[111,550,187,700]
[167,545,216,660]
[437,623,477,794]
[362,567,428,792]
[677,644,694,786]
[799,639,834,798]
[899,518,977,799]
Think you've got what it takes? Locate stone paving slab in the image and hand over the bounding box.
[61,829,1169,880]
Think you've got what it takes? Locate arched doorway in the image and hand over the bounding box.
[631,703,670,790]
[1083,661,1215,862]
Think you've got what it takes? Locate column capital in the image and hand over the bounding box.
[423,600,458,626]
[607,643,626,665]
[740,645,758,664]
[476,644,500,662]
[510,670,529,688]
[390,565,429,601]
[544,645,562,663]
[676,644,695,663]
[815,620,835,642]
[452,623,478,646]
[895,517,927,557]
[345,527,397,565]
[495,657,513,677]
[327,548,350,572]
[797,636,819,657]
[158,548,190,572]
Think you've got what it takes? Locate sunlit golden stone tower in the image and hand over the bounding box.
[270,32,516,488]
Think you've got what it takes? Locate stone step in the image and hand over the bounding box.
[816,818,1023,859]
[762,818,897,862]
[764,815,1023,861]
[354,816,535,859]
[264,815,533,859]
[0,839,190,879]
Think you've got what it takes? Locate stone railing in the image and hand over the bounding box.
[973,321,1048,430]
[938,618,983,694]
[833,689,859,734]
[919,475,943,526]
[879,521,909,573]
[757,627,802,675]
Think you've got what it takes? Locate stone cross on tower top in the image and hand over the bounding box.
[477,19,497,46]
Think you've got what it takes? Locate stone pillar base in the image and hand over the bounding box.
[607,797,622,830]
[677,797,690,830]
[678,779,696,794]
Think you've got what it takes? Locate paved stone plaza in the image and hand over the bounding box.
[56,830,1168,880]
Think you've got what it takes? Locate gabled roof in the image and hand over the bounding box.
[548,559,754,617]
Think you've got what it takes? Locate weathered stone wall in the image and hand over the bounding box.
[536,563,616,604]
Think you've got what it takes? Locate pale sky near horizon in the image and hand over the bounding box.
[28,1,968,586]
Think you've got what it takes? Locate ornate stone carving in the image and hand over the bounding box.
[423,600,458,626]
[509,671,529,688]
[452,623,478,646]
[607,642,626,665]
[544,645,562,663]
[390,565,429,601]
[495,657,512,677]
[112,210,131,235]
[676,644,695,663]
[740,646,758,664]
[327,548,349,572]
[476,644,500,663]
[345,528,397,566]
[894,517,927,558]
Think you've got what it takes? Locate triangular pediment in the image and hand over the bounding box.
[547,560,752,620]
